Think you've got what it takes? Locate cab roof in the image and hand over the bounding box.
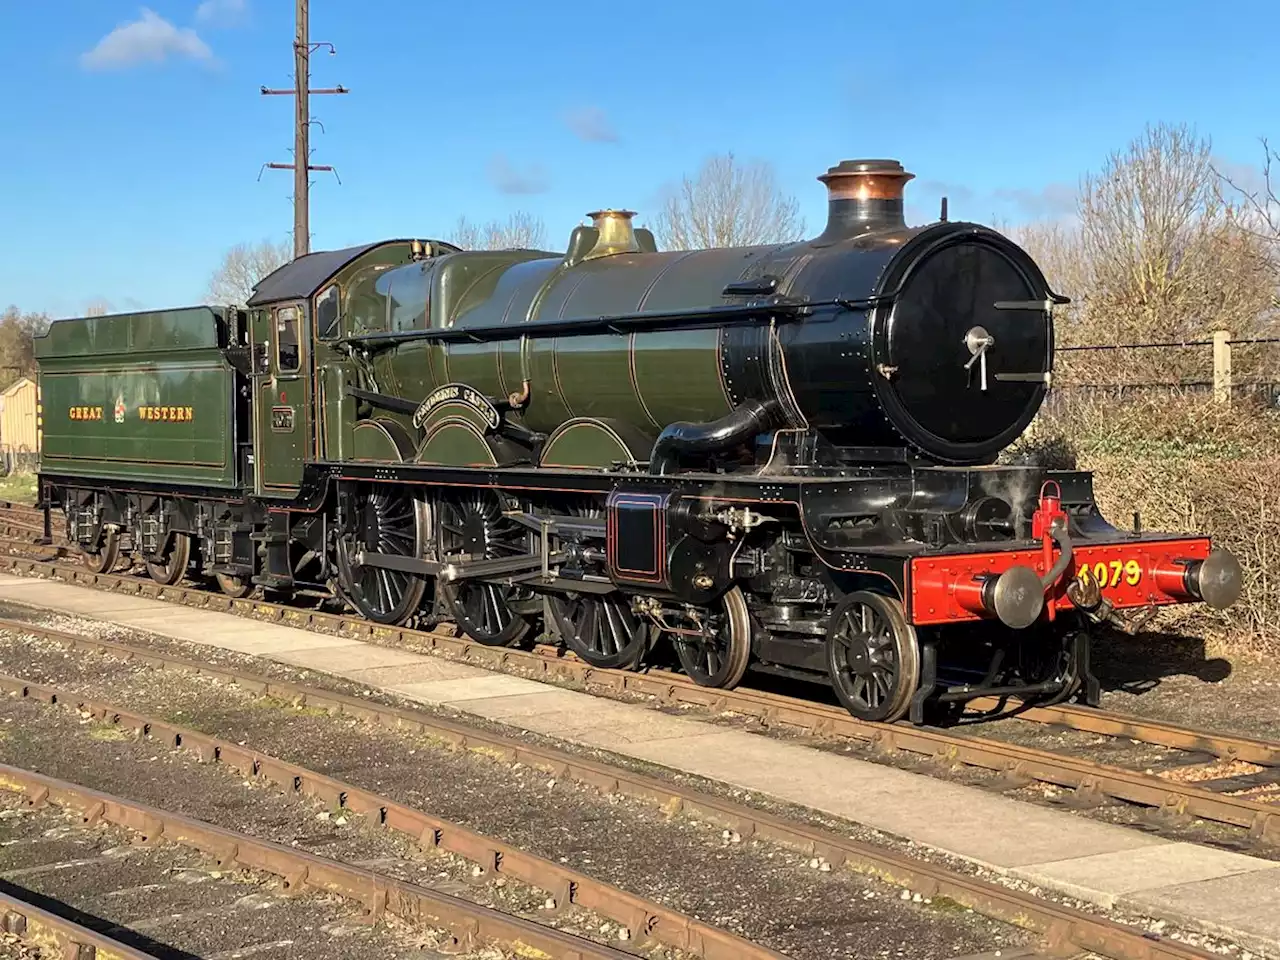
[246,239,456,307]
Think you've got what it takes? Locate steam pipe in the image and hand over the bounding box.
[649,399,781,476]
[1040,517,1073,589]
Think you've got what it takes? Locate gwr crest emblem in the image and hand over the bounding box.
[114,396,126,423]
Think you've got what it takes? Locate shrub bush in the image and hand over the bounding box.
[1005,395,1280,659]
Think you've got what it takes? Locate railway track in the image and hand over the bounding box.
[0,671,780,960]
[0,888,159,960]
[0,625,1225,960]
[0,542,1276,853]
[0,763,661,960]
[1,508,1277,843]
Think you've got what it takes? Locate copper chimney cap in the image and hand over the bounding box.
[812,159,914,244]
[817,159,915,202]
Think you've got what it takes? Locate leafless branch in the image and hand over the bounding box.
[651,153,805,251]
[206,239,294,306]
[447,212,548,251]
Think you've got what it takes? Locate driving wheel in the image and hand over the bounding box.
[826,591,920,723]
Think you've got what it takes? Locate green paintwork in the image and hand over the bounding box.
[416,421,499,467]
[312,241,425,464]
[34,307,239,487]
[538,418,653,469]
[352,418,415,461]
[320,236,792,467]
[250,303,309,495]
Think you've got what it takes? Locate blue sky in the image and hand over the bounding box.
[2,0,1278,318]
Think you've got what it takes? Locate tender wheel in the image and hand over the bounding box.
[826,591,920,723]
[215,573,254,599]
[671,585,753,689]
[81,527,119,574]
[548,592,651,669]
[435,491,533,647]
[146,531,190,586]
[334,484,430,625]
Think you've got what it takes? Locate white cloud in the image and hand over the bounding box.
[80,8,213,71]
[488,155,551,195]
[195,0,247,27]
[564,106,618,144]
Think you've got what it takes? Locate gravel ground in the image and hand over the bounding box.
[0,937,38,960]
[0,630,1031,960]
[1090,630,1280,742]
[0,790,477,959]
[0,600,1264,957]
[0,696,695,959]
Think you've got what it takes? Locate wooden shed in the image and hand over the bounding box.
[0,377,39,471]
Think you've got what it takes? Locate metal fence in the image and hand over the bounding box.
[1047,333,1280,412]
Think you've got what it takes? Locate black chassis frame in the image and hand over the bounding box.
[37,455,1201,723]
[40,455,1204,603]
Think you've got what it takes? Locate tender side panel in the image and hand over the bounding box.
[35,307,240,488]
[39,359,237,486]
[33,307,223,358]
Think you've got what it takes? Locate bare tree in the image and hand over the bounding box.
[651,153,805,251]
[0,306,51,387]
[448,212,548,251]
[206,239,293,306]
[1064,123,1275,385]
[1215,137,1280,306]
[1004,219,1090,312]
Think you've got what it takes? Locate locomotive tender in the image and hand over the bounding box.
[34,158,1243,724]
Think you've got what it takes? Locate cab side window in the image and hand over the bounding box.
[275,305,301,374]
[316,285,340,339]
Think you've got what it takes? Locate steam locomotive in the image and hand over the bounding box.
[34,157,1243,724]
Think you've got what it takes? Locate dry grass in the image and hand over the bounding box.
[1006,395,1280,659]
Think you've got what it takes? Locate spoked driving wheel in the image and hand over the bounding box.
[826,591,920,723]
[548,592,651,669]
[334,484,431,625]
[436,491,533,647]
[146,531,190,586]
[670,585,753,689]
[81,527,119,574]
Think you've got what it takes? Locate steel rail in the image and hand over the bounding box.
[965,696,1280,767]
[0,620,1225,960]
[0,672,785,960]
[15,530,1279,776]
[3,535,1277,771]
[0,502,43,519]
[0,763,650,960]
[0,888,161,960]
[0,575,1277,847]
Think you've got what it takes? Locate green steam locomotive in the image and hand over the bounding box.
[34,158,1242,724]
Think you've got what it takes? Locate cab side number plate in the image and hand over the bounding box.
[271,406,295,432]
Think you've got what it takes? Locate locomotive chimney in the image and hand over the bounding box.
[582,209,641,260]
[813,159,914,246]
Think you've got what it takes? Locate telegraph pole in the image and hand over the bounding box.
[261,0,347,259]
